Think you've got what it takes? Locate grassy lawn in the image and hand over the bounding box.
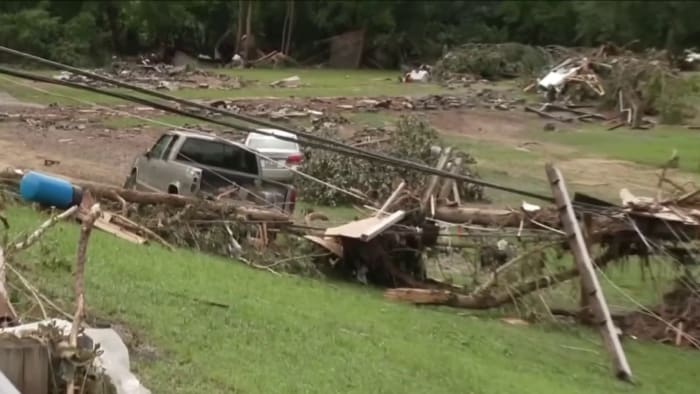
[442,135,551,206]
[5,205,699,394]
[1,68,449,106]
[531,125,700,173]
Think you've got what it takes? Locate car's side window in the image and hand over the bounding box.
[149,135,174,159]
[161,136,179,160]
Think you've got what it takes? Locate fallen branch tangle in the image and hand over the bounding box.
[385,246,618,309]
[67,201,101,394]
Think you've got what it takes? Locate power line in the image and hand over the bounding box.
[0,47,560,203]
[0,74,369,207]
[0,47,628,215]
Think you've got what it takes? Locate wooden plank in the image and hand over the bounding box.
[0,337,49,394]
[545,164,632,382]
[21,338,48,394]
[93,218,147,245]
[325,210,405,242]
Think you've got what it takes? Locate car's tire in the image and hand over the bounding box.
[123,170,137,190]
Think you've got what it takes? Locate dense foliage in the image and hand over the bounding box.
[2,1,700,67]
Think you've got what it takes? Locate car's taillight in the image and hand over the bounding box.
[286,153,303,165]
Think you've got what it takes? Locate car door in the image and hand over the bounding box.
[136,134,175,192]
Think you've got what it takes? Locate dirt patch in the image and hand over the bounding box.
[427,108,543,142]
[0,119,160,185]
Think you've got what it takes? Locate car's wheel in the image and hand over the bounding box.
[123,170,137,190]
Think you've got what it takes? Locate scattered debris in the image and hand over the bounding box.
[401,65,432,83]
[270,75,301,88]
[54,60,246,91]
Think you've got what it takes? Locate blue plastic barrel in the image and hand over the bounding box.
[19,171,83,209]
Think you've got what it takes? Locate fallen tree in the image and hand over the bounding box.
[385,245,619,309]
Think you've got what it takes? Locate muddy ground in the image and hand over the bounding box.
[0,91,694,200]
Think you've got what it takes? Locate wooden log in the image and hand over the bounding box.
[0,169,289,222]
[434,206,560,228]
[385,246,618,309]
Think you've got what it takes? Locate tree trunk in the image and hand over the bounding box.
[235,1,244,56]
[244,0,253,62]
[385,247,618,309]
[280,1,290,54]
[285,0,295,55]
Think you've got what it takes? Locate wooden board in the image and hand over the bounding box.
[325,211,405,242]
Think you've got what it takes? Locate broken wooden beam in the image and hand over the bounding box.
[421,147,452,209]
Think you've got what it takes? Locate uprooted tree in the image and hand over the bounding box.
[297,116,485,206]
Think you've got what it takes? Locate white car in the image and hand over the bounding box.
[244,129,302,183]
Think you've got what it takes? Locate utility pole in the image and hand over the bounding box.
[545,163,632,382]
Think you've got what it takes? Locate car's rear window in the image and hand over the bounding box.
[248,136,298,151]
[177,137,258,175]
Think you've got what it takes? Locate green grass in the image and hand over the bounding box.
[532,125,700,173]
[6,205,699,394]
[1,68,450,106]
[442,135,551,205]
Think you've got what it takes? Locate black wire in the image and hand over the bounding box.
[0,47,562,203]
[0,54,625,215]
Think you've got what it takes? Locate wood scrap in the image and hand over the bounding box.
[92,214,147,245]
[525,106,573,123]
[421,147,452,207]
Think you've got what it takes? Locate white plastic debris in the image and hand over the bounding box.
[1,319,151,394]
[401,65,432,83]
[538,66,581,92]
[270,75,301,88]
[684,49,700,64]
[521,201,541,213]
[496,239,508,251]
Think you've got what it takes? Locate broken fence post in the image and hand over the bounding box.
[545,163,632,382]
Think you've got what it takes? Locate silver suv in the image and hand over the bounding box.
[124,130,297,213]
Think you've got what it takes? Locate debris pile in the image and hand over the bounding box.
[433,43,563,81]
[298,116,484,206]
[529,46,694,126]
[55,60,246,91]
